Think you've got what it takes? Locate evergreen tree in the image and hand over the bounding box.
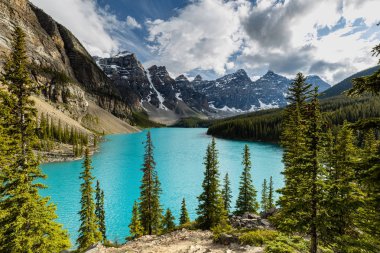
[139,131,162,235]
[128,201,143,239]
[179,198,190,225]
[197,138,228,229]
[95,180,106,242]
[322,123,365,252]
[0,27,70,252]
[163,208,176,233]
[304,89,325,253]
[235,145,259,215]
[261,178,268,212]
[276,76,327,253]
[268,176,274,209]
[77,148,102,251]
[222,173,232,214]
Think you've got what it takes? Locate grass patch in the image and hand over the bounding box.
[239,230,279,247]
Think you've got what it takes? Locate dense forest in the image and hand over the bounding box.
[207,95,380,142]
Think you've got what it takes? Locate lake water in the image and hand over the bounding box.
[40,128,283,244]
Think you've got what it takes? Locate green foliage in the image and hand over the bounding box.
[197,138,229,229]
[171,117,212,128]
[264,235,311,253]
[0,26,70,252]
[37,112,89,154]
[128,201,144,240]
[179,198,190,226]
[95,180,106,242]
[261,179,268,212]
[207,95,380,142]
[235,145,259,215]
[77,148,102,252]
[222,173,232,214]
[131,111,163,128]
[275,75,326,253]
[239,230,279,246]
[268,176,274,210]
[163,208,176,233]
[139,131,163,235]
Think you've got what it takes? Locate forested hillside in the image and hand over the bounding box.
[320,66,380,99]
[207,95,380,141]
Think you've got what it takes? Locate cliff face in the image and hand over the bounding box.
[0,0,134,120]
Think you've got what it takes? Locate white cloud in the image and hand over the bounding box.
[126,16,142,29]
[239,0,380,83]
[30,0,120,57]
[145,0,251,76]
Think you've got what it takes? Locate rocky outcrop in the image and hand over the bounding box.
[0,0,134,122]
[96,53,210,119]
[230,213,272,230]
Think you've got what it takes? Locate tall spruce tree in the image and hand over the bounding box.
[322,123,366,252]
[77,148,102,252]
[163,208,176,233]
[139,131,162,235]
[304,89,325,253]
[0,27,70,252]
[222,173,232,214]
[276,75,327,253]
[197,138,228,229]
[268,176,274,209]
[180,198,190,225]
[235,145,259,215]
[128,201,143,239]
[95,180,106,242]
[261,178,268,212]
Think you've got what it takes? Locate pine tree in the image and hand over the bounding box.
[235,145,259,215]
[95,180,106,242]
[77,148,102,251]
[197,138,228,229]
[261,178,268,212]
[268,176,274,209]
[128,201,143,240]
[139,131,163,235]
[0,26,70,252]
[163,208,176,233]
[222,173,232,214]
[179,198,190,225]
[322,123,365,252]
[304,89,325,253]
[276,76,327,253]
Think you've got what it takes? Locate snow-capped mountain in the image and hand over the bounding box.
[192,70,331,113]
[95,52,330,119]
[95,52,209,121]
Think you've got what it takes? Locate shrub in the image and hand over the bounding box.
[239,230,279,246]
[264,235,308,253]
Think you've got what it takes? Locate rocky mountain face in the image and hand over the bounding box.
[192,70,331,113]
[96,53,209,121]
[0,0,134,124]
[95,48,331,117]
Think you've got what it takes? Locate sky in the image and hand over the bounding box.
[30,0,380,84]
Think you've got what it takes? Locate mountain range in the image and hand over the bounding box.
[2,0,374,131]
[95,51,331,120]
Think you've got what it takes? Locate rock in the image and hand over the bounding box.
[230,213,272,230]
[217,233,239,245]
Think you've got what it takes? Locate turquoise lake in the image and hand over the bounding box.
[40,128,283,244]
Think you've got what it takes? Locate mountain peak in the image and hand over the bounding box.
[193,75,203,82]
[175,74,189,82]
